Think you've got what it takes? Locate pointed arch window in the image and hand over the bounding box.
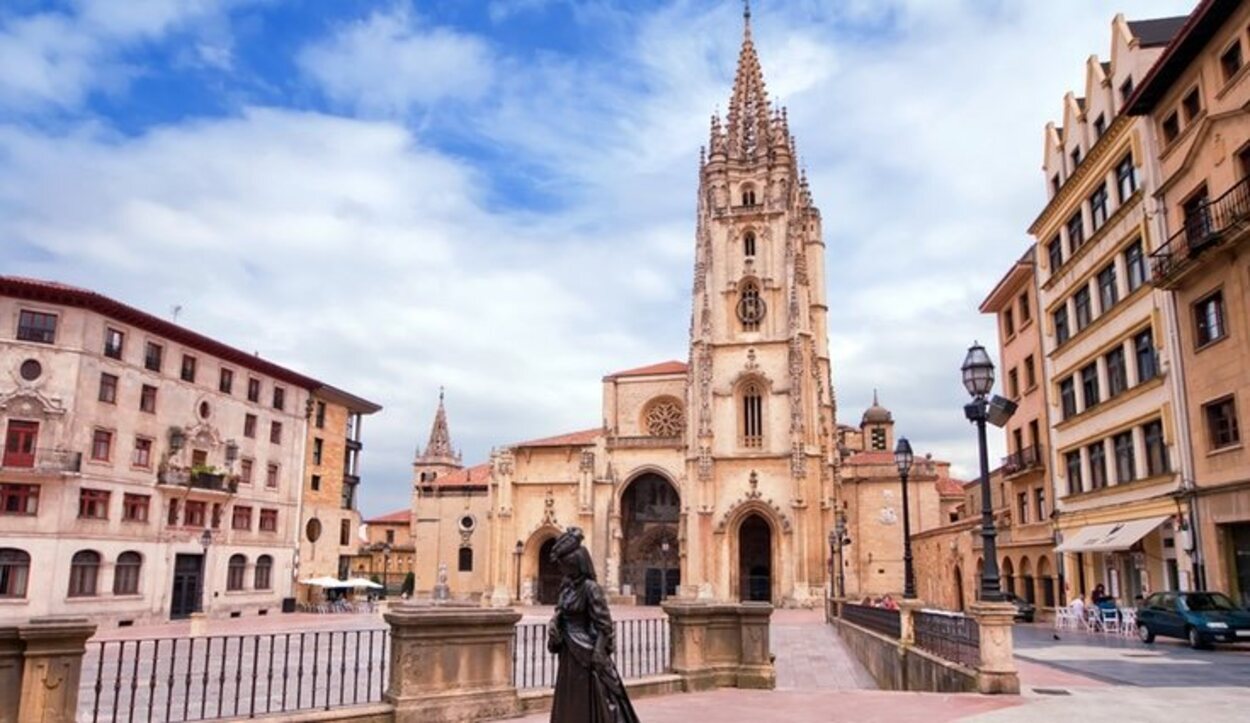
[741,381,764,448]
[737,279,765,332]
[743,230,756,257]
[741,185,757,207]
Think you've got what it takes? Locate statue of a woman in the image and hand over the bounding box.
[546,527,640,723]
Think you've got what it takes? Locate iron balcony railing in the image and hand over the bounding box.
[512,617,669,690]
[840,603,901,640]
[1152,175,1250,284]
[1001,446,1043,476]
[0,447,82,473]
[157,469,238,493]
[914,610,981,669]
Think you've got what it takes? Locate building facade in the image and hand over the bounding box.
[1030,14,1194,606]
[357,509,416,593]
[1127,0,1250,604]
[0,276,374,626]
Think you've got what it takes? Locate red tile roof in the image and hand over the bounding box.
[936,478,966,496]
[366,509,410,524]
[512,428,602,448]
[843,451,896,465]
[603,360,688,380]
[424,463,492,487]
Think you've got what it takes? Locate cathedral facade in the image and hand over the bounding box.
[409,12,838,608]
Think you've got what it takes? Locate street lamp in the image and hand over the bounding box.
[382,542,392,599]
[962,342,1017,602]
[199,529,213,614]
[513,541,524,604]
[660,539,671,603]
[895,437,916,600]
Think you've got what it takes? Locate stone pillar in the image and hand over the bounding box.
[0,627,23,723]
[970,601,1020,694]
[898,600,923,646]
[17,617,97,723]
[662,601,775,692]
[384,602,521,723]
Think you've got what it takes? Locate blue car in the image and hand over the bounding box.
[1136,591,1250,649]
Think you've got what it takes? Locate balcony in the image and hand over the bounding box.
[606,435,683,451]
[1151,176,1250,289]
[1001,446,1044,478]
[0,448,82,474]
[157,467,238,493]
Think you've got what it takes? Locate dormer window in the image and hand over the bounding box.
[1070,147,1082,170]
[743,230,756,257]
[1181,87,1202,122]
[1119,77,1134,105]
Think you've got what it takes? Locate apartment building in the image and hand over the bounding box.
[0,276,377,626]
[1030,15,1192,605]
[1127,0,1250,603]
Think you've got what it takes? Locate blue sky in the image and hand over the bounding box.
[0,0,1197,517]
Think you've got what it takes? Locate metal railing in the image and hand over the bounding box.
[913,610,980,669]
[0,448,82,473]
[1152,175,1250,282]
[841,603,901,639]
[1002,446,1043,476]
[80,629,388,722]
[512,617,669,689]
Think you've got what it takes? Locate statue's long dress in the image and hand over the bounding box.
[548,578,640,723]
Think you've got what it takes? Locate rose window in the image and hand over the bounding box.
[646,400,685,437]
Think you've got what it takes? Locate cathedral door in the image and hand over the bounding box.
[739,514,772,602]
[620,473,680,605]
[537,538,562,605]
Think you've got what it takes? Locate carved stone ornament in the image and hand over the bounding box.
[747,470,761,499]
[579,449,595,472]
[542,487,558,526]
[644,399,685,437]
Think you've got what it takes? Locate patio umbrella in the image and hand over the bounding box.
[344,577,384,589]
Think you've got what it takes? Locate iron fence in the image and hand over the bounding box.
[513,617,669,689]
[80,629,388,722]
[914,610,980,669]
[840,603,901,639]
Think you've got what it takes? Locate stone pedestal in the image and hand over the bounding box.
[662,601,775,692]
[898,600,923,646]
[0,627,23,723]
[18,617,97,723]
[970,601,1020,695]
[384,602,522,723]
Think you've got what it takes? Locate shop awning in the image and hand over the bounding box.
[1054,516,1170,553]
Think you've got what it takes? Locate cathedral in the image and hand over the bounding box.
[403,9,953,608]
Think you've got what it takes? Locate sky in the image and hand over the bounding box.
[0,0,1198,518]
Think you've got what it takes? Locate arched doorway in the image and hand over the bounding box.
[739,514,772,602]
[620,473,680,605]
[953,565,965,612]
[1001,557,1015,598]
[537,538,562,605]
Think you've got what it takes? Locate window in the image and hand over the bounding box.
[98,373,118,404]
[184,501,206,527]
[1029,419,1041,448]
[737,280,764,332]
[310,474,321,491]
[1060,377,1077,420]
[1080,363,1100,409]
[1222,41,1244,82]
[137,384,156,414]
[341,483,356,511]
[122,493,149,522]
[1116,154,1138,202]
[1106,347,1127,398]
[270,421,282,445]
[239,459,253,484]
[1066,211,1085,251]
[243,413,257,438]
[313,438,323,465]
[227,554,247,591]
[132,437,152,468]
[1162,111,1180,143]
[0,549,30,598]
[1003,309,1015,338]
[1074,286,1092,331]
[273,386,285,411]
[1097,264,1118,312]
[1070,146,1082,170]
[1018,292,1031,323]
[1017,491,1029,524]
[254,555,272,590]
[68,551,100,597]
[1089,183,1109,230]
[1135,329,1157,382]
[386,529,396,544]
[247,378,261,403]
[741,381,764,448]
[1144,420,1169,476]
[219,368,234,394]
[0,484,38,515]
[167,499,179,526]
[741,186,756,206]
[1119,76,1134,105]
[180,355,197,383]
[1183,185,1211,241]
[1048,236,1064,274]
[315,401,326,429]
[1065,450,1083,495]
[1024,355,1036,389]
[1008,368,1019,399]
[1204,396,1241,449]
[1088,442,1108,490]
[91,429,112,461]
[1113,431,1136,484]
[266,463,279,488]
[232,505,252,531]
[743,230,756,257]
[191,449,207,468]
[16,310,57,344]
[104,328,124,359]
[1182,87,1202,122]
[1093,114,1107,139]
[144,342,163,372]
[1054,306,1071,346]
[113,552,141,595]
[19,359,41,381]
[1194,290,1226,347]
[339,519,351,545]
[1051,173,1061,196]
[1035,488,1047,521]
[1125,240,1146,292]
[260,508,277,532]
[458,547,473,572]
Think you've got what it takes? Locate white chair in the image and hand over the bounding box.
[1119,608,1137,636]
[1054,607,1076,630]
[1099,607,1121,634]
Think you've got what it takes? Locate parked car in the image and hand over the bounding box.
[1004,593,1036,623]
[1136,591,1250,649]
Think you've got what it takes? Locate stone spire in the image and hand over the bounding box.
[724,0,774,162]
[415,387,461,468]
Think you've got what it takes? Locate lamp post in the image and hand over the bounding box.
[513,541,524,604]
[660,539,671,603]
[382,542,392,599]
[199,529,213,615]
[962,342,1016,602]
[895,437,916,599]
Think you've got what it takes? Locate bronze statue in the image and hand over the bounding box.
[546,527,640,723]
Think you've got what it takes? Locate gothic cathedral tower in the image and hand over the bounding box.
[684,7,838,606]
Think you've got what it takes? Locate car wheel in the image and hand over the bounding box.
[1138,624,1155,643]
[1187,626,1207,650]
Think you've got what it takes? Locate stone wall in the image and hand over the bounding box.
[834,617,978,693]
